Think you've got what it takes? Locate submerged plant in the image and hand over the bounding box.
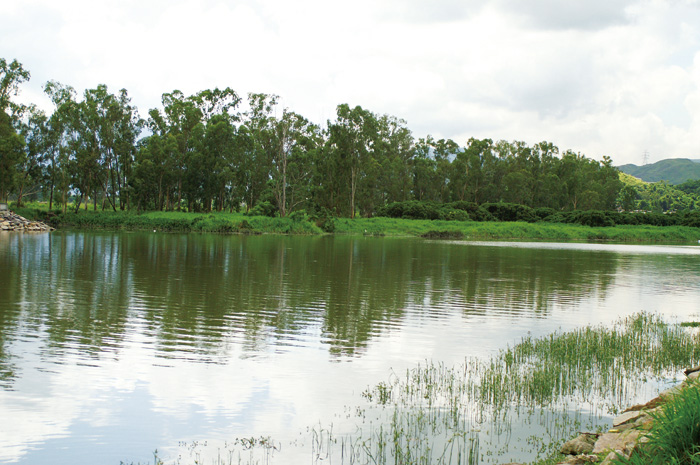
[358,312,700,463]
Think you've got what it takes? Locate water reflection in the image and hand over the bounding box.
[1,232,700,464]
[3,234,700,369]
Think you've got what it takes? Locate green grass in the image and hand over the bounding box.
[13,207,323,235]
[11,202,700,242]
[333,216,700,243]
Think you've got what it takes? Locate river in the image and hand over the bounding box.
[1,232,699,464]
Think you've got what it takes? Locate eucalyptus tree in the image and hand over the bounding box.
[148,90,203,210]
[239,93,279,211]
[327,104,378,218]
[43,81,77,211]
[0,58,30,117]
[15,105,48,206]
[432,138,461,202]
[0,110,24,202]
[450,138,495,204]
[411,136,438,202]
[67,84,141,211]
[269,109,322,216]
[0,58,30,202]
[530,141,562,209]
[372,114,413,209]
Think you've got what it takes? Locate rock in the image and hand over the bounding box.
[557,454,599,464]
[624,395,663,412]
[0,211,52,232]
[660,384,684,400]
[613,410,643,427]
[600,450,622,465]
[561,433,599,455]
[684,365,700,376]
[593,428,643,456]
[687,371,700,381]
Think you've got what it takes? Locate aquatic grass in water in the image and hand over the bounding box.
[357,313,700,463]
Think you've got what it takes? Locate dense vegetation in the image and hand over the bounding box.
[618,158,700,185]
[1,58,626,219]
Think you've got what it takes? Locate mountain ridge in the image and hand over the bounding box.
[617,158,700,184]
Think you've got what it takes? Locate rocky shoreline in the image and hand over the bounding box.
[504,368,700,465]
[0,210,53,232]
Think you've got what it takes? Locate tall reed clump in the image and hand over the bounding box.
[358,313,700,463]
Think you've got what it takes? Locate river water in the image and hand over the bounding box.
[1,232,699,464]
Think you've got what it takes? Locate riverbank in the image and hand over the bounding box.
[13,207,700,243]
[537,371,700,465]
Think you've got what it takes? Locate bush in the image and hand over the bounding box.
[570,210,616,228]
[533,207,557,221]
[247,201,277,217]
[449,201,495,221]
[482,202,538,222]
[420,230,464,239]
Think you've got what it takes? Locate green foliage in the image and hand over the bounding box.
[676,179,700,196]
[247,200,277,217]
[0,57,632,221]
[618,172,700,212]
[420,230,465,239]
[482,202,538,222]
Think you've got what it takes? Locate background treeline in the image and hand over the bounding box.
[0,58,676,220]
[377,199,700,227]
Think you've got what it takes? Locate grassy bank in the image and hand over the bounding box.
[333,216,700,243]
[15,208,323,235]
[13,205,700,242]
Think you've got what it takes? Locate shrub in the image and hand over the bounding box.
[449,201,495,221]
[482,202,538,222]
[420,230,464,239]
[247,201,277,217]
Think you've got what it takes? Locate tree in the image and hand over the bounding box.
[44,81,78,212]
[271,109,320,216]
[0,58,31,202]
[328,104,377,218]
[0,58,30,116]
[15,105,48,206]
[0,111,24,202]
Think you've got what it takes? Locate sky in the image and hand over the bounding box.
[2,0,700,166]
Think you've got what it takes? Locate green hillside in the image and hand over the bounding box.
[618,158,700,184]
[619,172,700,211]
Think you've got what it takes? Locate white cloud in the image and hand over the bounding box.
[2,0,700,164]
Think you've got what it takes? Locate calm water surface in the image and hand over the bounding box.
[1,232,699,464]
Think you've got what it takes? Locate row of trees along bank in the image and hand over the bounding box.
[1,58,624,218]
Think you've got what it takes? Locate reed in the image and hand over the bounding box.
[357,313,700,464]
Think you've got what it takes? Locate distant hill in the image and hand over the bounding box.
[617,158,700,184]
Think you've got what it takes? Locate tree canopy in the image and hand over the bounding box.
[1,57,639,217]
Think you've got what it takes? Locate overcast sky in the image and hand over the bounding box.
[2,0,700,166]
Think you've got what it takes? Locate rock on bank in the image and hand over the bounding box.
[1,210,53,232]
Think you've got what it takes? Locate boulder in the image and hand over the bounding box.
[593,428,643,456]
[557,455,598,464]
[561,433,599,455]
